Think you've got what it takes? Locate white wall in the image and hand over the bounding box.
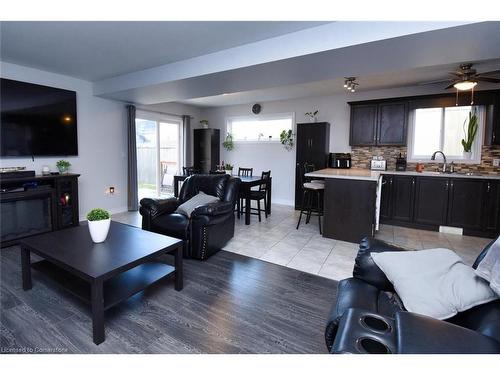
[199,85,450,206]
[1,62,129,218]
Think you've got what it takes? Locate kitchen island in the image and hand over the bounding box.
[307,168,500,242]
[306,168,380,243]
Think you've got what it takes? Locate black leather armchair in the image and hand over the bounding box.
[325,237,500,354]
[139,174,240,260]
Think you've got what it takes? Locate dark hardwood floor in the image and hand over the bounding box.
[0,246,337,353]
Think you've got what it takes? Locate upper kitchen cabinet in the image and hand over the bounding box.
[349,104,377,146]
[349,100,408,146]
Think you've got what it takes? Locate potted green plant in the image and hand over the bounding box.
[461,109,478,159]
[224,163,233,175]
[199,119,209,129]
[223,133,234,151]
[305,110,319,122]
[56,160,71,174]
[280,129,294,151]
[87,208,111,243]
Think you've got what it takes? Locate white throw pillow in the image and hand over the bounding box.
[371,248,498,320]
[175,192,219,218]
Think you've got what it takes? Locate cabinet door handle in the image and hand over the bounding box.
[487,182,491,193]
[445,181,449,190]
[450,181,454,188]
[412,178,415,185]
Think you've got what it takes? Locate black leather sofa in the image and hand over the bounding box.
[325,237,500,354]
[140,174,240,260]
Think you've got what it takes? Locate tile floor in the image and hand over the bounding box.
[113,204,492,281]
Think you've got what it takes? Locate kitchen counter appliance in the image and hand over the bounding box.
[329,153,351,169]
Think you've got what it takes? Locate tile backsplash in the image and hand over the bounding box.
[351,145,500,175]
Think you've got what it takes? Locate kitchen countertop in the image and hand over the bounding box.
[306,168,500,181]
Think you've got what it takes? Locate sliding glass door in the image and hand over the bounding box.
[136,113,183,200]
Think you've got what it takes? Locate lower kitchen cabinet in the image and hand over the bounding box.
[391,175,415,223]
[484,180,500,233]
[380,174,499,237]
[414,177,449,226]
[447,178,485,230]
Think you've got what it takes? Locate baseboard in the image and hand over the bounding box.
[79,206,129,222]
[439,226,463,235]
[271,198,295,207]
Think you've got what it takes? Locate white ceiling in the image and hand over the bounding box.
[0,21,327,80]
[177,59,500,107]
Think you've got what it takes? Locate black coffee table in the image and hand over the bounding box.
[20,221,183,345]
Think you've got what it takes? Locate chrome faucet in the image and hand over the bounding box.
[431,151,448,173]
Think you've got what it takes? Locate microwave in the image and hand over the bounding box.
[329,153,351,169]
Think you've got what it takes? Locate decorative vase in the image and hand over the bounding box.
[88,218,111,243]
[57,165,69,174]
[201,123,209,129]
[225,168,233,175]
[463,151,472,160]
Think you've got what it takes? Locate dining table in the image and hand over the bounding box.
[173,174,272,225]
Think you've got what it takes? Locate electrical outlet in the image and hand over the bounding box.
[493,159,500,167]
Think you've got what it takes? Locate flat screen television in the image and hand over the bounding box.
[1,78,78,157]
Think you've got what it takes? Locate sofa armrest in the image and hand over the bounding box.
[139,197,180,229]
[396,311,500,354]
[191,201,234,217]
[353,237,407,291]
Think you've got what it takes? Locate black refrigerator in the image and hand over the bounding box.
[193,129,220,174]
[295,122,330,209]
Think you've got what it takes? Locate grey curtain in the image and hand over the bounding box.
[183,115,192,167]
[127,105,138,211]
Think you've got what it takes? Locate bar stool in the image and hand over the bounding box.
[296,163,324,234]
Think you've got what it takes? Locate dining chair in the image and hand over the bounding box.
[182,166,198,176]
[244,170,271,222]
[236,167,254,218]
[238,167,253,177]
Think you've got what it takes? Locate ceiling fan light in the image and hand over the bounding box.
[453,81,477,91]
[343,80,348,88]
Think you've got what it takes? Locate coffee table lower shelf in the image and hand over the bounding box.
[32,260,175,311]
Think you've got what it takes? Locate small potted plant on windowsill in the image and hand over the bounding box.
[56,160,71,174]
[87,208,111,243]
[461,109,478,159]
[199,119,209,129]
[224,163,234,175]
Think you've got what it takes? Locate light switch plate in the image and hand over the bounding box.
[493,159,500,167]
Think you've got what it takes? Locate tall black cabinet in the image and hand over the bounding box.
[295,122,330,209]
[193,129,220,174]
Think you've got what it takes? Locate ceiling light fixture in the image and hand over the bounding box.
[344,77,358,93]
[453,81,477,91]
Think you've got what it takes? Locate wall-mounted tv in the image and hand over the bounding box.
[1,78,78,157]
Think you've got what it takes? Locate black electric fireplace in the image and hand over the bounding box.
[1,188,56,243]
[0,173,80,247]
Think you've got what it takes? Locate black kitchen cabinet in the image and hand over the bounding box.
[391,175,415,223]
[414,177,449,226]
[447,178,485,230]
[484,180,500,233]
[193,129,220,174]
[379,175,393,221]
[349,101,408,146]
[349,104,377,146]
[295,122,330,209]
[485,103,500,146]
[377,102,408,145]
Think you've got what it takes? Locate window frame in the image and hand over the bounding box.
[407,105,484,164]
[225,112,295,144]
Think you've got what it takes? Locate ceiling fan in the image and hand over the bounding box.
[420,63,500,91]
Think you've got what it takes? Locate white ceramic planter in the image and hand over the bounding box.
[88,218,111,243]
[463,151,473,160]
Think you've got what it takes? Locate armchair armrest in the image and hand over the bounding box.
[191,201,234,218]
[396,311,500,354]
[353,237,407,291]
[139,197,180,230]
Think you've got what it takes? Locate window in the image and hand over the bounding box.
[408,105,483,163]
[226,113,294,142]
[136,112,184,200]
